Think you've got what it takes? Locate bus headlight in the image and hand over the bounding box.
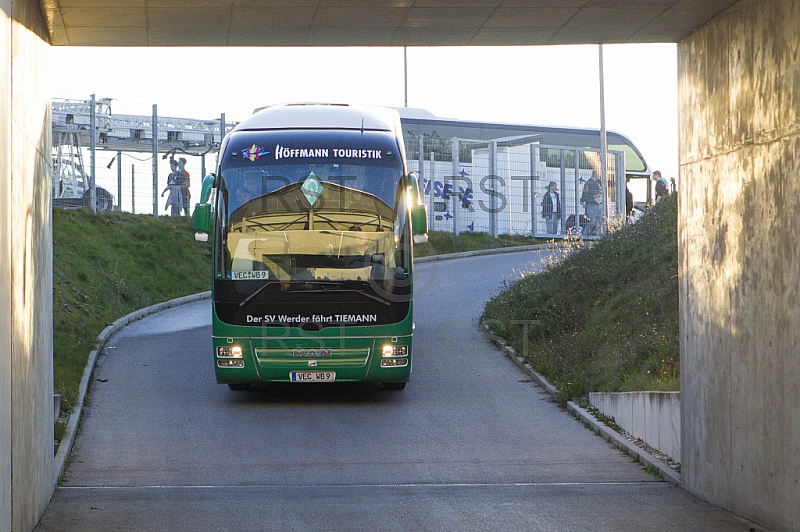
[218,345,243,358]
[382,345,408,358]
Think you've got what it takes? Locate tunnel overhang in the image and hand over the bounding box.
[42,1,742,47]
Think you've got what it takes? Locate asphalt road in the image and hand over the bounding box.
[37,251,764,531]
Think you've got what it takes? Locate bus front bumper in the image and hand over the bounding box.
[214,335,411,385]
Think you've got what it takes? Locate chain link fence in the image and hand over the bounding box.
[52,98,628,238]
[405,133,626,238]
[52,96,234,216]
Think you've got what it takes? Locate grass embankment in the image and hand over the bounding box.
[53,209,211,411]
[483,194,679,404]
[52,215,542,413]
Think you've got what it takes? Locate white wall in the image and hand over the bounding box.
[589,392,681,463]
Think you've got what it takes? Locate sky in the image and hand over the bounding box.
[50,44,678,209]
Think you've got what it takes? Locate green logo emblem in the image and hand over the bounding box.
[301,171,323,206]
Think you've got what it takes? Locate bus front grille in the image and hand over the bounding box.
[254,347,370,367]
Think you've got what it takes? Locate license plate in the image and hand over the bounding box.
[290,371,336,383]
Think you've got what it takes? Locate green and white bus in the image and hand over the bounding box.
[193,103,428,391]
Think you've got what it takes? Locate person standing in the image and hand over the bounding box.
[654,170,668,204]
[625,177,634,220]
[541,181,562,235]
[177,157,191,216]
[580,170,603,237]
[161,158,182,216]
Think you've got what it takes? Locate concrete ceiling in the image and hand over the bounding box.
[41,1,742,47]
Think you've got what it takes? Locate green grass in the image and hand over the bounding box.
[54,203,679,413]
[51,214,543,412]
[415,230,549,257]
[52,204,679,449]
[482,194,679,404]
[53,209,211,410]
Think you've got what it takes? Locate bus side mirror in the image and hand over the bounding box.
[199,174,216,203]
[411,204,428,244]
[194,203,212,240]
[407,173,428,244]
[194,174,216,241]
[407,172,424,204]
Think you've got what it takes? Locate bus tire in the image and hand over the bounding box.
[228,383,250,391]
[382,382,406,391]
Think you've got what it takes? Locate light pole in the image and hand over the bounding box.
[599,44,609,233]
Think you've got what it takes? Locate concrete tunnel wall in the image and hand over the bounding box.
[679,0,800,530]
[0,1,53,531]
[2,0,800,530]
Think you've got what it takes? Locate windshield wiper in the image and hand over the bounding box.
[238,280,280,308]
[335,288,392,306]
[238,279,392,307]
[289,284,392,306]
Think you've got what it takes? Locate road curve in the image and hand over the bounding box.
[37,250,763,531]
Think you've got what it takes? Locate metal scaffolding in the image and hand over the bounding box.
[51,97,237,214]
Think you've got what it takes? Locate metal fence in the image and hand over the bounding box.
[52,96,234,216]
[405,134,626,239]
[52,97,627,238]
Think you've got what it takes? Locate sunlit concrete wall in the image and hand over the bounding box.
[679,0,800,530]
[0,0,53,531]
[0,2,11,531]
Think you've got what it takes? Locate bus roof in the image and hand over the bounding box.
[399,115,650,176]
[237,103,401,135]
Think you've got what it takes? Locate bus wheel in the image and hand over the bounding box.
[382,382,406,391]
[228,383,250,391]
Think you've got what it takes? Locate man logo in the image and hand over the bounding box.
[293,348,332,358]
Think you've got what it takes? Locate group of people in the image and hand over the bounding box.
[541,169,672,238]
[161,157,191,216]
[539,170,604,238]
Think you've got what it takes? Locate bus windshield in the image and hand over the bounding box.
[214,130,410,293]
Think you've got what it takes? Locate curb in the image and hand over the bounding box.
[479,322,681,487]
[415,242,563,264]
[51,243,560,488]
[53,291,211,489]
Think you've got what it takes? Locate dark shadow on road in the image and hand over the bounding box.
[225,381,407,405]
